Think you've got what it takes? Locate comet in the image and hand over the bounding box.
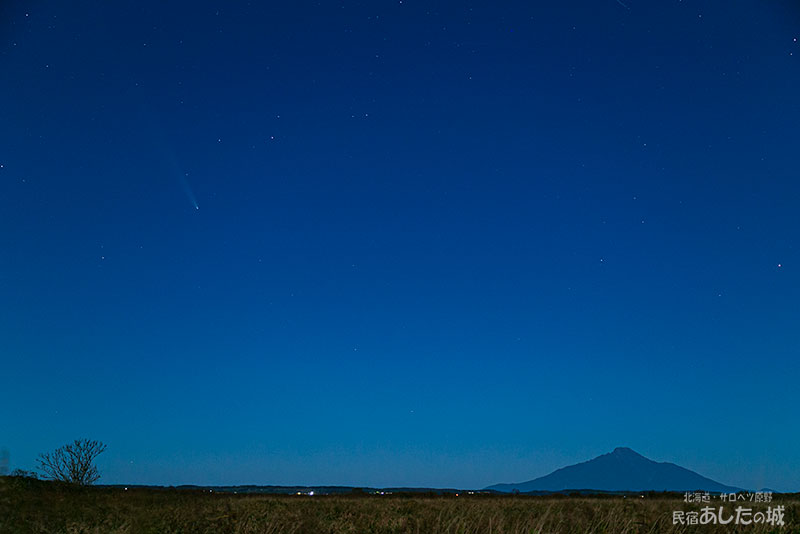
[179,172,199,210]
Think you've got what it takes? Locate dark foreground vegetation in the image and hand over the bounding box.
[1,476,798,534]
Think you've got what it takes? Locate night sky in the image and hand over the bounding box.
[2,1,799,491]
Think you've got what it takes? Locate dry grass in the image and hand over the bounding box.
[1,477,797,534]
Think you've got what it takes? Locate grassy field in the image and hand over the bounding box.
[2,476,797,534]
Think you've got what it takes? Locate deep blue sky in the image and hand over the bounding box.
[1,0,798,491]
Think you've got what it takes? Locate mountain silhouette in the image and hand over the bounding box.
[487,447,744,493]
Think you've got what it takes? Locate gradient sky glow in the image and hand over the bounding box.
[2,1,799,491]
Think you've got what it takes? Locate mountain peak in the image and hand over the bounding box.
[611,447,640,456]
[487,448,744,493]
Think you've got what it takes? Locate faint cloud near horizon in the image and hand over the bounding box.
[0,448,9,476]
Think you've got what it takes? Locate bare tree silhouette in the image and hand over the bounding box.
[37,439,107,485]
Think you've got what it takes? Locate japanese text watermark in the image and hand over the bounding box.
[674,492,785,526]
